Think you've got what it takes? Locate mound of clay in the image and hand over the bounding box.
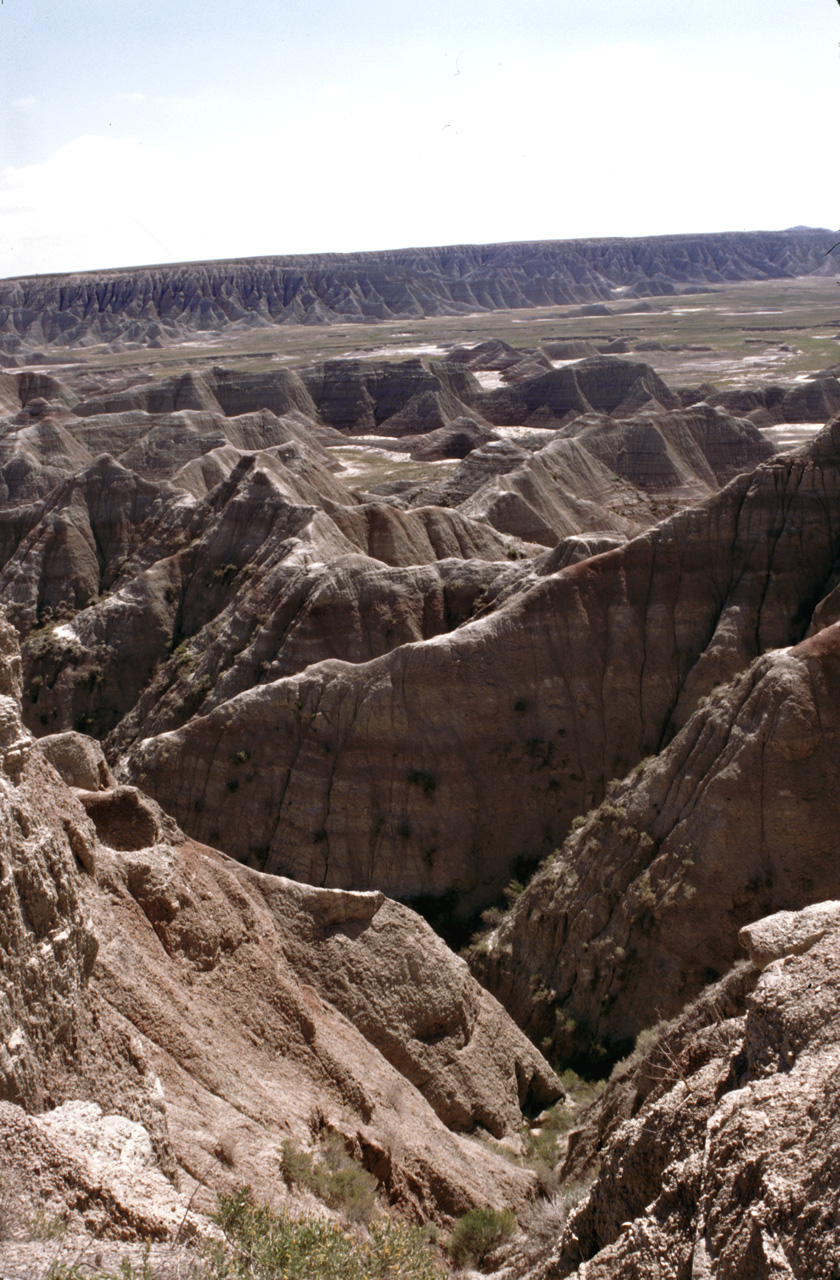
[559,402,774,494]
[708,373,840,427]
[404,417,498,460]
[299,357,482,436]
[477,357,681,429]
[541,341,601,360]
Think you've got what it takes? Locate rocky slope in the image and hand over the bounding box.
[509,902,840,1279]
[0,229,835,352]
[122,418,840,925]
[472,612,840,1068]
[0,612,561,1239]
[0,350,823,938]
[0,353,769,763]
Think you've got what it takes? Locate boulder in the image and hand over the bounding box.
[738,900,840,969]
[39,730,114,791]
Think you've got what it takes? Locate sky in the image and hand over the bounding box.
[0,0,838,279]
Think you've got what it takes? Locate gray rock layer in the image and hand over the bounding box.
[127,418,840,920]
[0,229,834,348]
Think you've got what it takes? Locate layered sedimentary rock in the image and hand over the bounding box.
[86,833,552,1222]
[300,358,484,436]
[0,617,558,1235]
[0,617,174,1178]
[6,354,768,756]
[474,356,682,428]
[557,402,775,493]
[0,355,781,518]
[11,444,512,741]
[707,370,840,427]
[124,419,840,921]
[473,616,840,1067]
[0,229,834,350]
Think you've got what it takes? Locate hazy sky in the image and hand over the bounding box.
[1,0,837,278]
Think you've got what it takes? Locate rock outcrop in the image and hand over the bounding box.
[87,835,554,1222]
[300,358,483,437]
[0,615,560,1235]
[521,904,840,1279]
[12,444,512,742]
[708,371,840,428]
[475,357,682,429]
[472,617,840,1066]
[557,402,775,494]
[124,418,840,922]
[0,1100,203,1242]
[0,229,834,350]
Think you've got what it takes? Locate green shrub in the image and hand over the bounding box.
[447,1207,517,1268]
[211,1188,445,1280]
[213,563,238,585]
[280,1136,378,1224]
[172,639,197,670]
[502,879,524,906]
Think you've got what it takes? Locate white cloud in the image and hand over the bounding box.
[0,40,835,279]
[11,96,37,110]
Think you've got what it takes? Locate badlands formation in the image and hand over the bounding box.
[1,231,840,1276]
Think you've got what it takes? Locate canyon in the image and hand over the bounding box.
[1,233,840,1278]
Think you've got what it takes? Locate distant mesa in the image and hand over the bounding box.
[0,227,836,352]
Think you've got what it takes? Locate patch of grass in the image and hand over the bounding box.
[446,1207,517,1268]
[208,1189,446,1280]
[28,1210,67,1242]
[280,1135,378,1225]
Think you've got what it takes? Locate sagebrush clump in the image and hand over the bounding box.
[211,1188,445,1280]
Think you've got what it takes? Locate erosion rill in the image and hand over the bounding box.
[1,234,840,1277]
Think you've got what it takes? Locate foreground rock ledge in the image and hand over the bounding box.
[0,617,559,1233]
[522,903,840,1279]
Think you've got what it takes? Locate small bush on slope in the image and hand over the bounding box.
[210,1189,446,1280]
[446,1207,516,1268]
[279,1136,378,1224]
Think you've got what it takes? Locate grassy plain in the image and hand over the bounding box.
[33,274,840,394]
